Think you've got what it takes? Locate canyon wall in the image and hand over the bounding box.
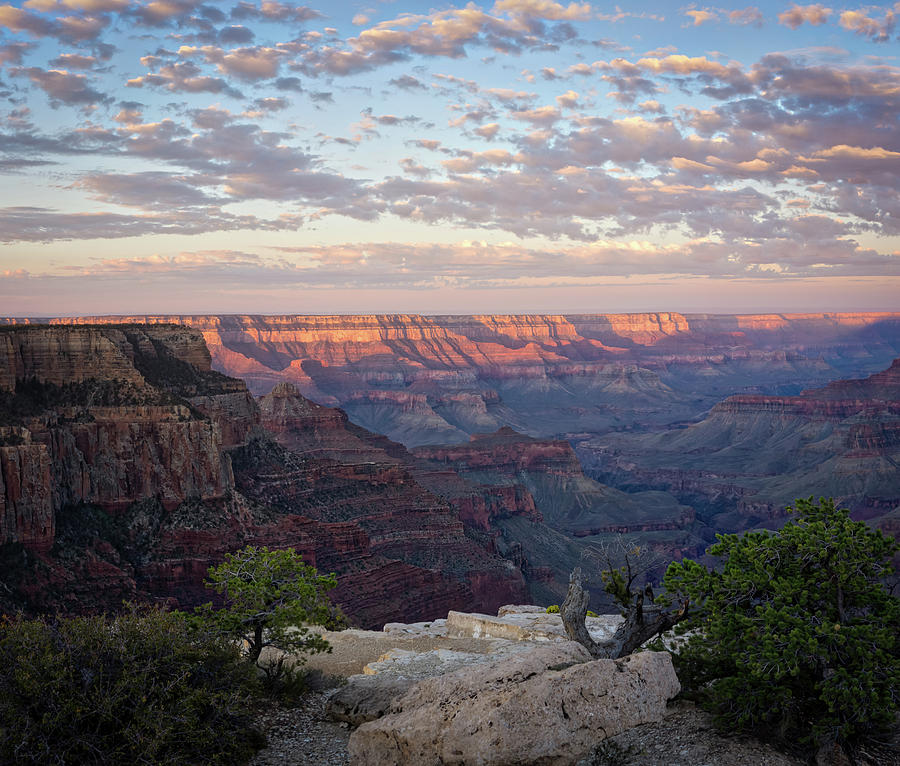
[0,325,527,626]
[4,313,898,447]
[3,315,896,612]
[579,358,900,534]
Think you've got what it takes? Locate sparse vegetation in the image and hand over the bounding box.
[664,497,900,754]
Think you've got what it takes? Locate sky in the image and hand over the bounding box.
[0,0,899,316]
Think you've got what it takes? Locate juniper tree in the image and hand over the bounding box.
[197,546,337,682]
[664,497,900,751]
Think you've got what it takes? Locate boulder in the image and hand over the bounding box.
[327,676,416,727]
[348,645,680,765]
[445,609,620,644]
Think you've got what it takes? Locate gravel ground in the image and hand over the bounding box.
[579,700,807,766]
[251,690,350,766]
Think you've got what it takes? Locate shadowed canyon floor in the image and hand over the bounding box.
[579,357,900,535]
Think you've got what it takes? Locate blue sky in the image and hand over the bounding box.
[1,0,899,315]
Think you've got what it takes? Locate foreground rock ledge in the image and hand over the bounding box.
[348,644,680,766]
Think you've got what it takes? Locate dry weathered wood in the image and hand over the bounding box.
[561,567,688,659]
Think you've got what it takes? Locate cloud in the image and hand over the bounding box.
[510,104,561,126]
[24,0,128,11]
[49,52,98,69]
[0,41,33,66]
[728,7,764,26]
[177,44,286,81]
[389,73,428,90]
[274,75,303,92]
[293,3,591,77]
[490,0,592,21]
[0,205,276,242]
[839,8,896,42]
[131,0,204,27]
[250,96,288,112]
[75,171,225,209]
[442,148,518,173]
[127,58,244,97]
[778,4,831,29]
[230,1,321,24]
[0,4,59,37]
[555,89,579,108]
[1,0,899,297]
[474,122,501,139]
[684,8,718,26]
[219,24,254,44]
[12,66,109,106]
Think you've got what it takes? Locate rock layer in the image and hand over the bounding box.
[5,313,898,446]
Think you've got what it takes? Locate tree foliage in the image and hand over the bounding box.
[664,497,900,749]
[198,546,337,681]
[0,607,262,766]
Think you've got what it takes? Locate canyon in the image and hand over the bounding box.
[5,313,899,447]
[578,357,900,535]
[0,325,528,625]
[1,313,898,621]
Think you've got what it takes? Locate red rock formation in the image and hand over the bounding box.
[5,313,897,450]
[415,427,583,474]
[0,431,54,551]
[0,326,235,543]
[7,312,896,386]
[0,326,528,626]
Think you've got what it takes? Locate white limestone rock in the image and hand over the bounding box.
[349,645,680,766]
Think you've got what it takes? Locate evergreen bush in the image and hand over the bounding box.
[0,607,263,765]
[195,546,337,686]
[664,497,900,750]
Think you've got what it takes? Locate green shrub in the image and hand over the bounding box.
[664,497,900,750]
[0,607,263,765]
[546,604,560,613]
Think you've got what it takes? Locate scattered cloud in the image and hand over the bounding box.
[684,8,718,27]
[778,3,832,29]
[12,65,110,106]
[0,0,898,304]
[839,7,897,42]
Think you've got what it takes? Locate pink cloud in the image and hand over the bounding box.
[778,3,832,29]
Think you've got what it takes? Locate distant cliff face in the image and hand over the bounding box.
[0,325,527,625]
[4,313,898,447]
[579,357,900,535]
[411,426,702,609]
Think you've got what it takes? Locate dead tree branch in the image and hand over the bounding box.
[561,567,688,659]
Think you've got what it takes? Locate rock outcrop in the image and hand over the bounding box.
[348,645,680,766]
[0,326,235,551]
